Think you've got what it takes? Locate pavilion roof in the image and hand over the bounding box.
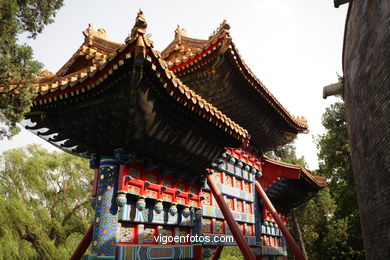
[161,21,309,133]
[259,157,326,211]
[28,12,313,154]
[32,12,249,145]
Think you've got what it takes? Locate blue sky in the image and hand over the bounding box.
[1,0,347,169]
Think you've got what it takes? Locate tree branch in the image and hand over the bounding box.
[61,200,90,227]
[0,79,23,94]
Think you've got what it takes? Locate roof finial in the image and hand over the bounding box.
[83,23,106,41]
[132,10,147,36]
[221,19,230,30]
[175,26,187,36]
[125,10,148,43]
[174,25,187,44]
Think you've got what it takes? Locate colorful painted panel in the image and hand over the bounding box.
[226,163,235,173]
[120,226,135,243]
[225,174,233,186]
[214,171,222,183]
[237,200,243,212]
[214,219,224,234]
[226,197,234,210]
[143,227,155,243]
[160,226,172,238]
[145,189,158,199]
[162,193,173,201]
[244,181,251,193]
[202,218,212,233]
[245,224,254,236]
[176,197,186,205]
[189,199,198,207]
[235,178,242,189]
[128,185,140,195]
[245,202,252,214]
[202,191,211,205]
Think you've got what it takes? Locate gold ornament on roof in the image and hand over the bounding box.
[83,24,107,40]
[37,70,55,79]
[294,116,308,126]
[126,10,147,43]
[175,25,188,44]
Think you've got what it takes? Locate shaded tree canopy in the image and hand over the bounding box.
[0,0,63,139]
[0,145,93,259]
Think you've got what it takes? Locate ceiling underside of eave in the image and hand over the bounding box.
[26,59,245,175]
[266,178,321,211]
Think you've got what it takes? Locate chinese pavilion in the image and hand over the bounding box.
[24,11,325,260]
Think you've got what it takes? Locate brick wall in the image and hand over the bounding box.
[343,1,390,259]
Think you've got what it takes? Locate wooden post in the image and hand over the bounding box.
[70,223,93,260]
[212,246,223,260]
[91,168,99,196]
[206,174,256,260]
[254,180,306,260]
[292,212,308,259]
[193,245,203,260]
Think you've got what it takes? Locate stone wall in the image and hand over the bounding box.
[343,1,389,259]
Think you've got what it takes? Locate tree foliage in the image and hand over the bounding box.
[0,0,63,139]
[0,145,93,259]
[288,101,364,259]
[316,101,363,259]
[271,141,307,167]
[219,246,244,260]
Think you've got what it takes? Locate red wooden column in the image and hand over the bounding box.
[211,246,224,260]
[206,174,256,260]
[70,223,94,260]
[254,181,306,260]
[193,245,203,260]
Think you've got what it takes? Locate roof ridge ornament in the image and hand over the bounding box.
[209,19,231,40]
[220,19,231,31]
[175,25,188,44]
[125,10,148,44]
[202,20,230,52]
[83,24,107,42]
[294,116,308,126]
